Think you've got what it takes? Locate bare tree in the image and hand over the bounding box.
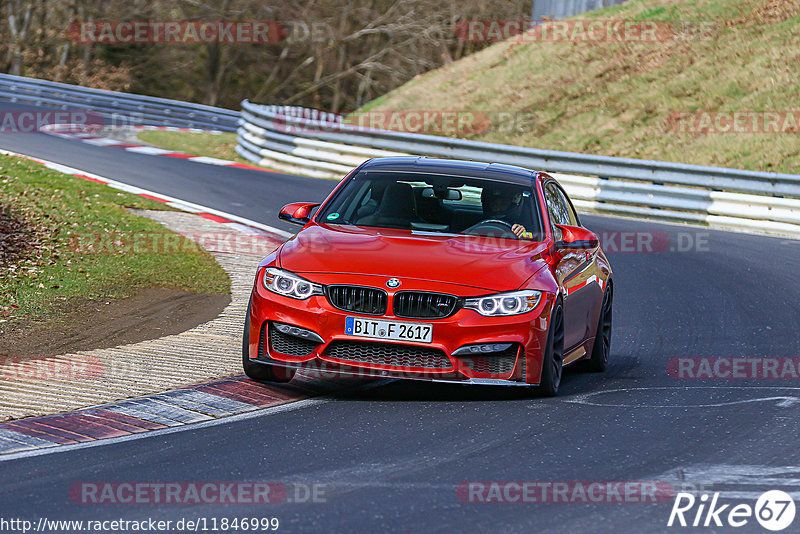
[4,0,34,75]
[0,0,529,110]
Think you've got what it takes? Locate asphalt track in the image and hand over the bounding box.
[2,101,800,533]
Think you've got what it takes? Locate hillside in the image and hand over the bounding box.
[359,0,800,174]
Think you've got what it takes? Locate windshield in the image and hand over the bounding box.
[317,171,545,240]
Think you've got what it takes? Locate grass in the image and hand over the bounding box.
[0,154,230,324]
[136,130,249,164]
[356,0,800,175]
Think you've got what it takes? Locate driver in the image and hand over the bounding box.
[481,188,530,238]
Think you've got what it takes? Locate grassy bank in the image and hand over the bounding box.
[0,154,230,324]
[358,0,800,174]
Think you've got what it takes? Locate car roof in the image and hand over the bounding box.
[358,157,539,186]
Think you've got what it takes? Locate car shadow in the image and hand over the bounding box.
[323,359,637,403]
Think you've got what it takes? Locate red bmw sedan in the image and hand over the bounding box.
[243,157,613,395]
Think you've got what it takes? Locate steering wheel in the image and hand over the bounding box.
[462,219,518,239]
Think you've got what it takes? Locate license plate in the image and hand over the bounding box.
[345,317,433,343]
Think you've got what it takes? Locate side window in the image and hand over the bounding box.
[544,182,569,239]
[554,186,579,227]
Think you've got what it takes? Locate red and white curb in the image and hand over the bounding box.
[0,375,369,456]
[39,123,279,174]
[0,147,292,240]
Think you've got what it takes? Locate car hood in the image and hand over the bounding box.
[277,224,548,292]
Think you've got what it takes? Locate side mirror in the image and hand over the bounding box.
[279,202,320,226]
[554,224,599,250]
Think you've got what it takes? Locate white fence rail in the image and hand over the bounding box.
[532,0,629,22]
[237,102,800,238]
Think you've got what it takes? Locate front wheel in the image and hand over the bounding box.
[242,297,296,383]
[536,300,564,396]
[584,284,613,372]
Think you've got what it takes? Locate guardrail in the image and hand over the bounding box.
[236,101,800,238]
[0,73,239,131]
[532,0,629,22]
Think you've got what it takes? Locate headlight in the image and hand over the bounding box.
[263,267,324,300]
[464,290,541,316]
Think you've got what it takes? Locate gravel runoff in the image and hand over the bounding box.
[0,209,281,421]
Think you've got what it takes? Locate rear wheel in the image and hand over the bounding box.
[584,283,613,372]
[242,297,296,383]
[537,300,564,396]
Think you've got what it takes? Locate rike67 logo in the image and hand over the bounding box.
[668,490,796,531]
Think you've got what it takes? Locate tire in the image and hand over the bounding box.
[242,296,296,383]
[536,299,564,396]
[584,283,613,372]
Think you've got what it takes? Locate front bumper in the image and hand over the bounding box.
[246,271,553,385]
